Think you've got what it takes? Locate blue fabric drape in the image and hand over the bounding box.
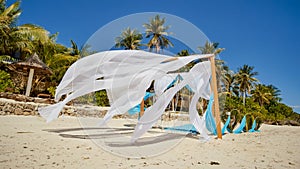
[248,119,260,132]
[128,92,155,115]
[205,96,217,135]
[222,115,231,134]
[233,115,246,134]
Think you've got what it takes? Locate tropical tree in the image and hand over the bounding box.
[14,24,57,60]
[1,0,59,61]
[251,84,272,107]
[0,0,21,56]
[70,39,80,56]
[143,15,173,53]
[198,41,224,55]
[115,27,142,50]
[176,49,193,71]
[177,49,190,56]
[198,41,225,92]
[223,70,239,97]
[0,0,21,26]
[235,64,258,105]
[265,84,282,102]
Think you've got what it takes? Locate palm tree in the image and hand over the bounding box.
[251,84,272,107]
[0,0,21,56]
[0,0,21,26]
[176,49,193,72]
[235,65,258,105]
[143,15,173,53]
[198,41,224,55]
[223,71,239,97]
[1,0,58,61]
[70,40,80,56]
[177,49,190,56]
[266,84,282,102]
[198,41,225,92]
[80,44,97,57]
[13,24,56,60]
[115,27,142,50]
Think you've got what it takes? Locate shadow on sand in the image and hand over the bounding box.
[43,126,199,147]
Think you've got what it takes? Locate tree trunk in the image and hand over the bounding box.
[243,92,246,105]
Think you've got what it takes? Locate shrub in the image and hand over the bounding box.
[0,70,14,92]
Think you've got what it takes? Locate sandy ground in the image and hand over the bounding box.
[0,115,299,169]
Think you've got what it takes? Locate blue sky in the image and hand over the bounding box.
[13,0,300,112]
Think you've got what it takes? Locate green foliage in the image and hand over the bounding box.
[0,3,298,125]
[47,53,79,83]
[235,64,258,105]
[176,49,194,72]
[264,101,294,121]
[0,70,14,92]
[0,55,18,63]
[143,14,173,52]
[70,40,80,56]
[198,41,225,55]
[95,90,110,107]
[47,86,56,97]
[115,27,143,50]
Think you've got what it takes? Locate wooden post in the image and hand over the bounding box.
[209,56,222,139]
[25,68,34,97]
[171,98,175,112]
[140,98,145,117]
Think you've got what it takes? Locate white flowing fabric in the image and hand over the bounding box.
[131,61,211,142]
[38,50,213,141]
[154,74,178,97]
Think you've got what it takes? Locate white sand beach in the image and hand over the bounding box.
[0,115,299,169]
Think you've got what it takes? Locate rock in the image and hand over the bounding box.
[26,97,35,102]
[0,101,5,106]
[210,161,220,165]
[15,95,27,102]
[14,108,23,115]
[34,98,46,104]
[287,120,300,126]
[66,108,75,115]
[43,99,53,104]
[24,108,32,112]
[23,112,31,116]
[24,104,35,110]
[31,111,37,115]
[3,104,13,113]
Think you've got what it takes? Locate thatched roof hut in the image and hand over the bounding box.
[10,53,52,75]
[8,53,52,96]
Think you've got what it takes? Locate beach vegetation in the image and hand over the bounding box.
[0,0,299,124]
[143,14,173,53]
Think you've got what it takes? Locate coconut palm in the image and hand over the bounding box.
[1,0,58,61]
[12,24,56,60]
[266,84,282,102]
[143,15,173,53]
[0,0,21,56]
[198,41,225,91]
[235,65,258,105]
[177,49,190,56]
[251,84,272,107]
[115,27,142,50]
[198,41,224,55]
[70,40,80,56]
[0,0,21,26]
[223,71,239,97]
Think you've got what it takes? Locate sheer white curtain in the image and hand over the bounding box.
[38,50,213,141]
[131,61,211,142]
